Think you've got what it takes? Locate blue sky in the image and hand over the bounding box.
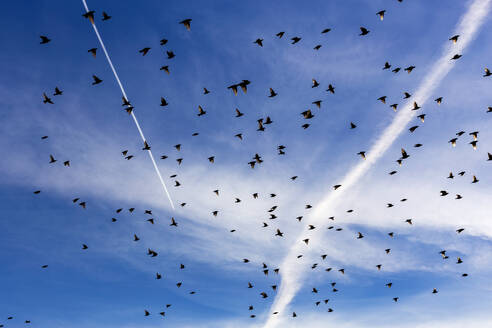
[1,0,492,327]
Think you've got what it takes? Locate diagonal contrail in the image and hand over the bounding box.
[264,0,491,326]
[81,0,175,210]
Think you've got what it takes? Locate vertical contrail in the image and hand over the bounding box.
[81,0,175,209]
[264,0,491,326]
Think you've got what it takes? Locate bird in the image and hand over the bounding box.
[275,229,284,237]
[198,105,206,116]
[383,62,391,70]
[378,96,387,104]
[166,51,175,59]
[102,11,111,20]
[404,66,415,73]
[49,155,57,163]
[203,87,210,94]
[484,68,491,77]
[276,31,285,38]
[451,54,462,60]
[313,100,322,108]
[53,87,63,96]
[40,35,51,44]
[377,10,386,20]
[88,48,97,58]
[403,92,412,99]
[314,44,322,50]
[82,244,88,250]
[142,141,151,150]
[235,108,244,117]
[291,37,301,44]
[322,28,331,33]
[350,122,357,129]
[412,102,421,110]
[470,140,478,150]
[449,35,459,43]
[92,75,103,85]
[160,66,170,74]
[359,27,370,36]
[435,97,443,105]
[268,88,278,97]
[160,97,168,107]
[357,151,366,160]
[82,11,95,23]
[392,67,401,73]
[43,93,54,104]
[327,84,335,94]
[180,18,192,30]
[469,131,479,140]
[254,38,263,47]
[139,47,151,56]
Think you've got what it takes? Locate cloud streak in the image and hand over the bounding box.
[264,0,492,325]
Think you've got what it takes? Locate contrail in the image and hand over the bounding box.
[81,0,175,210]
[264,0,491,326]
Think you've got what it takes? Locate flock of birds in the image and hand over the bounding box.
[3,1,491,326]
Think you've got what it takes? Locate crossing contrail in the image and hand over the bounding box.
[264,0,491,326]
[81,0,175,210]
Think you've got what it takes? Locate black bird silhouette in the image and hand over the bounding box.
[40,35,51,44]
[359,27,370,35]
[180,19,192,30]
[139,47,151,56]
[92,75,102,85]
[102,11,111,20]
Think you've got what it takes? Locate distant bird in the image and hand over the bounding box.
[378,96,387,104]
[160,97,168,107]
[160,66,170,74]
[359,27,370,36]
[435,97,443,105]
[40,35,51,44]
[451,54,462,60]
[392,67,401,73]
[160,38,168,45]
[484,68,491,77]
[377,10,386,20]
[53,87,63,96]
[405,66,415,73]
[312,79,320,88]
[203,87,210,94]
[142,141,150,150]
[269,88,278,97]
[254,38,263,47]
[321,28,331,33]
[291,37,301,44]
[82,10,95,23]
[276,31,285,38]
[166,51,175,59]
[139,47,151,56]
[383,62,391,70]
[88,48,97,57]
[102,11,111,21]
[198,105,206,116]
[49,155,57,163]
[449,35,459,43]
[327,84,335,94]
[180,19,192,30]
[43,93,54,104]
[92,75,103,85]
[350,122,357,129]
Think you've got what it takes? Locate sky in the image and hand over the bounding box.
[0,0,491,327]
